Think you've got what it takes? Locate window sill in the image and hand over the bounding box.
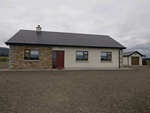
[100,61,112,63]
[23,60,39,62]
[76,61,89,63]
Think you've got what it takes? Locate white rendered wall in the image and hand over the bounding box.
[52,46,120,69]
[123,57,128,65]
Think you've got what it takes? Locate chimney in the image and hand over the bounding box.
[36,25,42,32]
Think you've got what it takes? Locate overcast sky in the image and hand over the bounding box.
[0,0,150,57]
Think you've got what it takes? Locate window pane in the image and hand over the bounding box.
[25,50,29,53]
[108,52,111,55]
[76,52,83,60]
[101,52,107,56]
[84,55,88,60]
[101,56,107,60]
[101,52,107,60]
[58,52,63,54]
[53,51,56,60]
[30,50,39,60]
[25,54,29,59]
[52,62,56,68]
[108,56,111,60]
[84,51,88,54]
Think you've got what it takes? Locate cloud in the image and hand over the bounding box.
[123,42,150,57]
[0,0,150,57]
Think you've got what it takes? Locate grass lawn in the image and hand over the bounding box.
[0,62,9,65]
[146,60,150,65]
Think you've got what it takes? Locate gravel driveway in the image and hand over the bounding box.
[0,66,150,113]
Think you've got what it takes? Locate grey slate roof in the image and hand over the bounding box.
[123,51,146,57]
[5,30,126,49]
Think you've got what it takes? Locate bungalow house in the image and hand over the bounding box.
[123,51,146,65]
[5,25,126,69]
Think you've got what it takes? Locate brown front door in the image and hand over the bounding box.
[56,51,64,68]
[131,57,139,65]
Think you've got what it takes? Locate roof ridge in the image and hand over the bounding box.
[20,29,109,37]
[123,51,136,53]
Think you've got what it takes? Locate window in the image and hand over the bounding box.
[24,49,39,60]
[53,51,56,60]
[101,52,112,61]
[52,51,56,68]
[58,52,63,54]
[76,51,88,61]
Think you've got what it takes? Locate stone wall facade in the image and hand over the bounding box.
[9,45,52,69]
[119,49,123,68]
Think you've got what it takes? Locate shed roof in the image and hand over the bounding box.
[123,51,146,57]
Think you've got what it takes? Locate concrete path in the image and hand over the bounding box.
[0,68,135,71]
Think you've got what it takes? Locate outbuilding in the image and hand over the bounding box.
[123,51,146,65]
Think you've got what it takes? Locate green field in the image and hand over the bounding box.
[0,56,9,61]
[0,62,9,65]
[0,57,9,65]
[146,60,150,65]
[0,56,9,59]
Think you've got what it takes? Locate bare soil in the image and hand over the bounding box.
[0,66,150,113]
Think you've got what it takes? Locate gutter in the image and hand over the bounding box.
[5,42,127,49]
[119,49,120,68]
[128,57,129,65]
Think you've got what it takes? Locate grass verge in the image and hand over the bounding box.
[0,62,9,65]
